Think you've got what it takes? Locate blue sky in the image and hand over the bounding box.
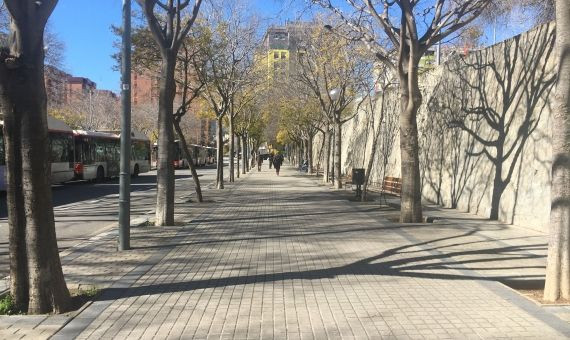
[49,0,292,92]
[49,1,533,92]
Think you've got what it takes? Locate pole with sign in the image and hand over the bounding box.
[119,0,132,251]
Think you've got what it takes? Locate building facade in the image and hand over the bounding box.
[261,22,310,80]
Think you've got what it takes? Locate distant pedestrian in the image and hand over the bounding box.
[273,153,284,176]
[257,154,263,172]
[268,152,274,169]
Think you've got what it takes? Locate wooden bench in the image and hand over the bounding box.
[343,174,353,190]
[381,176,402,199]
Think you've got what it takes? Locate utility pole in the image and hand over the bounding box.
[119,0,132,251]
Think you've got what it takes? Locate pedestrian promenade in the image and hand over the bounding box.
[2,165,569,339]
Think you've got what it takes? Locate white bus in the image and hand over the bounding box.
[0,116,76,191]
[152,141,217,169]
[73,130,151,181]
[47,116,76,183]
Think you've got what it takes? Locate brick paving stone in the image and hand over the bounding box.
[3,165,568,339]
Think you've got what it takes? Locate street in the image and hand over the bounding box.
[0,166,219,279]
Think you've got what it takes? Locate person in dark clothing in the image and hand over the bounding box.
[273,153,284,176]
[257,154,263,171]
[268,152,274,169]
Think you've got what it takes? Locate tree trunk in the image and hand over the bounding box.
[544,0,570,302]
[22,71,71,315]
[229,116,235,182]
[2,91,28,312]
[308,134,314,173]
[0,12,71,314]
[398,64,423,223]
[334,121,342,189]
[174,120,203,202]
[247,137,252,171]
[330,128,335,184]
[250,139,255,169]
[216,116,224,189]
[323,128,330,183]
[490,147,505,220]
[236,134,240,178]
[155,54,176,226]
[304,139,309,163]
[242,135,247,174]
[317,130,326,178]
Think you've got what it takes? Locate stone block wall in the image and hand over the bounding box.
[314,22,556,232]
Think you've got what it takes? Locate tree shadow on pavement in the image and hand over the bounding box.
[99,225,547,301]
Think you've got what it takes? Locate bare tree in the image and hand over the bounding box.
[235,98,265,175]
[132,101,159,142]
[359,71,395,202]
[295,21,371,189]
[483,0,555,27]
[231,80,261,179]
[195,4,257,189]
[173,39,206,202]
[119,16,209,200]
[136,0,203,226]
[312,0,489,222]
[274,80,324,174]
[51,89,121,130]
[0,0,71,314]
[544,0,570,303]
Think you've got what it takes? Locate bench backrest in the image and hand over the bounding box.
[382,176,402,194]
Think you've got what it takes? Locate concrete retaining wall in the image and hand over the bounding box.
[315,23,556,232]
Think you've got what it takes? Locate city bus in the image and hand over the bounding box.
[48,116,76,183]
[152,141,216,169]
[0,116,76,191]
[128,130,152,176]
[73,130,151,181]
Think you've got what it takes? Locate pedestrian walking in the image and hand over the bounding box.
[273,153,284,176]
[268,152,274,169]
[257,154,263,172]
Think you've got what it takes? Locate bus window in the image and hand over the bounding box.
[95,142,105,162]
[76,139,96,165]
[133,141,150,161]
[50,133,73,163]
[75,138,87,164]
[106,141,119,161]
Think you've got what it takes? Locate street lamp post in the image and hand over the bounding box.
[329,88,340,185]
[119,0,132,251]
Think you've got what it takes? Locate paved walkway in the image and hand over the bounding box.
[1,165,569,339]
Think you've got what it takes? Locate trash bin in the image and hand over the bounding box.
[352,168,365,185]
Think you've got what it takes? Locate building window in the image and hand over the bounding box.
[274,51,279,59]
[281,52,286,59]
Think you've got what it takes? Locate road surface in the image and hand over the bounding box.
[0,166,218,279]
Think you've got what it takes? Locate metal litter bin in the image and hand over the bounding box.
[352,168,365,198]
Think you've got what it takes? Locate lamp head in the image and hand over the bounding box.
[329,88,341,101]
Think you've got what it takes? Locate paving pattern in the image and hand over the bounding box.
[3,165,570,339]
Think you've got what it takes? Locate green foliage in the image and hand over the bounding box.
[49,109,85,130]
[0,294,20,315]
[76,287,99,299]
